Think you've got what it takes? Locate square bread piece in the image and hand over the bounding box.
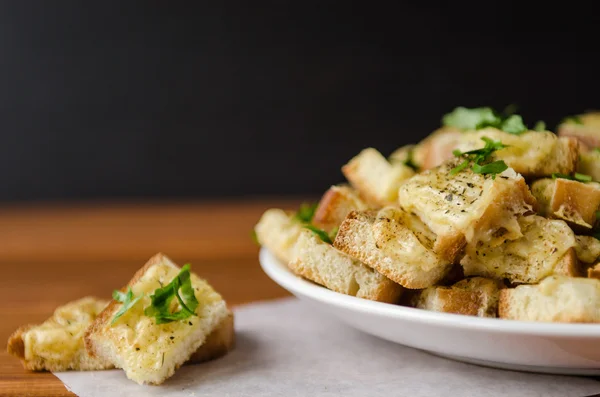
[254,208,303,263]
[452,128,579,177]
[461,215,580,284]
[412,277,504,317]
[85,253,229,385]
[7,297,113,371]
[7,298,235,372]
[558,112,600,149]
[406,127,463,170]
[289,229,403,303]
[312,185,371,233]
[341,148,414,207]
[531,178,600,231]
[499,276,600,322]
[333,207,451,289]
[398,161,536,263]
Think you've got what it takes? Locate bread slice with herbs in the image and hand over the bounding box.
[412,277,504,317]
[7,297,234,372]
[341,148,414,207]
[461,215,581,284]
[452,128,579,178]
[333,207,452,289]
[289,229,403,303]
[254,208,304,263]
[312,185,371,233]
[84,253,229,385]
[531,177,600,231]
[499,275,600,322]
[398,158,536,263]
[7,297,114,372]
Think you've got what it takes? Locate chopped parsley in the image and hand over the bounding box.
[111,287,144,325]
[144,264,199,324]
[533,120,546,131]
[442,106,527,135]
[552,172,593,183]
[294,202,318,223]
[450,136,509,178]
[303,224,334,244]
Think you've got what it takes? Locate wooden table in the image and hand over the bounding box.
[0,199,307,397]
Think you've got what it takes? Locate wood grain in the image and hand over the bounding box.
[0,199,310,397]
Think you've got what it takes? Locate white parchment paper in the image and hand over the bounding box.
[55,298,600,397]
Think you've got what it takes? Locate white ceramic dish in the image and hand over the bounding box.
[259,248,600,375]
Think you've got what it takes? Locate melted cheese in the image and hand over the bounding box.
[398,162,533,248]
[103,261,226,376]
[453,129,563,176]
[372,207,446,272]
[461,215,577,284]
[23,297,109,368]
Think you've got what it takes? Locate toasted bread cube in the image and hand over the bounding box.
[254,208,303,263]
[7,297,113,372]
[388,144,416,165]
[187,312,235,364]
[452,129,578,177]
[461,215,580,284]
[342,148,414,206]
[412,127,463,170]
[333,207,451,289]
[577,148,600,182]
[85,254,229,385]
[312,185,371,233]
[531,178,600,231]
[289,230,403,303]
[558,112,600,149]
[575,236,600,264]
[398,162,536,263]
[499,276,600,322]
[412,277,504,317]
[588,263,600,279]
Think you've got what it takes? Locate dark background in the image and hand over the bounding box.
[0,2,598,202]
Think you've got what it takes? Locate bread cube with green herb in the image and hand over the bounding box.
[254,208,304,263]
[84,253,229,385]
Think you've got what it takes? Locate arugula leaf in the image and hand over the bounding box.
[472,160,508,177]
[111,287,144,325]
[144,264,199,324]
[303,225,333,244]
[552,172,593,182]
[562,115,583,125]
[450,137,508,177]
[533,120,546,131]
[294,202,318,223]
[442,107,500,130]
[500,115,527,135]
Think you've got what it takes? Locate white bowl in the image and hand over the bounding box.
[259,248,600,375]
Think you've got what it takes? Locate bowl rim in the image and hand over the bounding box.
[259,247,600,337]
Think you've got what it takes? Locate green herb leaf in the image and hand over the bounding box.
[294,202,318,223]
[303,225,333,244]
[594,148,600,153]
[575,173,593,182]
[144,264,199,324]
[472,160,508,176]
[329,227,339,241]
[442,107,501,130]
[111,287,144,325]
[562,115,583,125]
[500,115,527,135]
[449,160,470,176]
[403,149,419,171]
[250,229,259,245]
[533,120,546,131]
[552,172,593,182]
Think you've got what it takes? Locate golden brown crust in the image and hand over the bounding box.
[551,178,600,231]
[588,262,600,279]
[558,123,600,149]
[497,289,511,319]
[554,248,584,278]
[434,289,481,315]
[341,163,386,207]
[312,185,370,232]
[84,252,172,358]
[433,233,466,264]
[187,311,235,364]
[418,127,462,170]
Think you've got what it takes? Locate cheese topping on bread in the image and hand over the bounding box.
[7,297,113,371]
